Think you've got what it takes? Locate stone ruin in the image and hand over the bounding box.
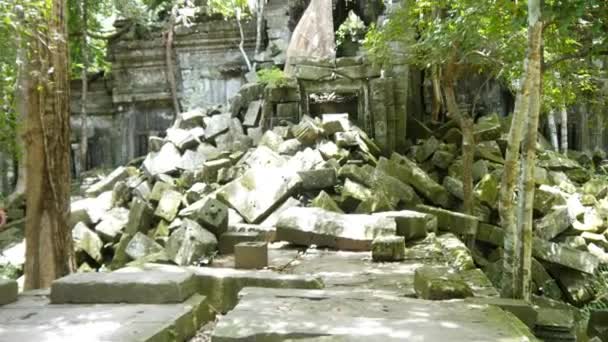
[1,1,608,340]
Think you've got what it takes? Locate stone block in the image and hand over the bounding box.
[235,242,268,269]
[192,198,229,237]
[474,114,502,142]
[72,222,103,263]
[414,266,473,300]
[415,204,479,236]
[243,100,263,127]
[124,197,154,235]
[371,169,420,207]
[85,166,132,197]
[154,189,183,222]
[190,267,324,313]
[465,297,538,329]
[374,210,436,241]
[258,130,284,152]
[416,136,440,162]
[219,232,261,254]
[436,233,475,271]
[533,238,599,274]
[228,223,276,242]
[96,207,129,242]
[432,150,455,169]
[125,232,164,260]
[321,113,350,135]
[291,117,322,145]
[276,102,300,120]
[277,139,302,156]
[142,143,182,177]
[204,113,232,140]
[166,219,218,266]
[379,154,451,208]
[310,191,343,213]
[372,236,406,262]
[297,168,337,191]
[276,207,397,251]
[217,167,300,224]
[165,128,199,151]
[0,277,18,305]
[50,271,197,304]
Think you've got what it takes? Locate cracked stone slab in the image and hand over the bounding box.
[50,271,197,304]
[212,287,537,341]
[0,293,210,342]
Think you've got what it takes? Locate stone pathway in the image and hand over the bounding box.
[0,239,542,342]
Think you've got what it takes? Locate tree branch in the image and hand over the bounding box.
[545,45,608,70]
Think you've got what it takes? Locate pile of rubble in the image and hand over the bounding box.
[2,81,608,313]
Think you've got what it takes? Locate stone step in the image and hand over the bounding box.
[50,271,197,304]
[212,287,537,341]
[0,277,18,305]
[0,292,211,342]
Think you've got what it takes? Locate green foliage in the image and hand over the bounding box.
[336,10,366,47]
[365,0,607,114]
[206,0,250,19]
[68,0,114,75]
[257,68,291,88]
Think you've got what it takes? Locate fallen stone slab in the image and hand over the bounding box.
[310,191,344,213]
[374,210,437,241]
[0,293,211,342]
[212,287,536,341]
[219,232,262,254]
[372,236,406,262]
[380,154,451,207]
[534,206,571,240]
[414,266,473,300]
[72,222,104,263]
[228,223,276,242]
[437,233,475,271]
[533,238,600,274]
[466,297,538,329]
[217,167,301,224]
[189,267,324,313]
[415,204,479,235]
[204,113,232,140]
[154,189,183,222]
[85,166,132,197]
[96,207,129,242]
[0,277,18,305]
[142,143,182,177]
[50,271,197,304]
[125,232,164,260]
[276,207,397,251]
[297,168,337,190]
[166,219,218,266]
[191,197,229,237]
[124,197,154,235]
[165,128,199,151]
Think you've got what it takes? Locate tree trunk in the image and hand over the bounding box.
[236,7,253,72]
[255,0,265,55]
[444,58,474,217]
[79,0,89,173]
[547,110,559,151]
[560,104,568,153]
[165,5,181,122]
[9,6,28,204]
[24,0,76,289]
[500,0,543,300]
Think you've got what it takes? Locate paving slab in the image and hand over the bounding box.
[212,287,538,341]
[0,292,210,342]
[190,266,324,313]
[50,271,197,304]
